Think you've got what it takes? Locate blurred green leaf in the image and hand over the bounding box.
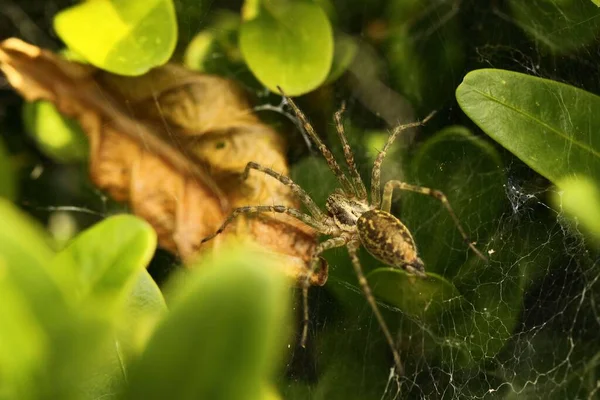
[0,136,16,200]
[553,175,600,242]
[240,0,334,95]
[325,34,357,83]
[509,0,600,53]
[592,0,600,6]
[386,1,465,110]
[0,268,47,400]
[125,246,291,400]
[54,0,177,76]
[22,100,88,163]
[52,215,157,306]
[457,69,600,185]
[401,126,505,276]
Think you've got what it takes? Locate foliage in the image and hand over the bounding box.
[2,0,600,399]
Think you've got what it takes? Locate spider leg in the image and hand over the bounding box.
[243,162,327,220]
[201,205,331,244]
[371,112,436,208]
[381,180,487,262]
[300,236,348,347]
[347,240,404,376]
[334,102,368,200]
[277,86,355,196]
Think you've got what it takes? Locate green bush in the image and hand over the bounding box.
[2,0,600,399]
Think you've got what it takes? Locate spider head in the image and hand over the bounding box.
[404,257,426,278]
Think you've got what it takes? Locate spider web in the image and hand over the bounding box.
[2,1,600,400]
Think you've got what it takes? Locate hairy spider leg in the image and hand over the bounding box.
[334,102,368,200]
[277,86,356,196]
[300,236,349,347]
[371,111,437,208]
[200,205,330,244]
[381,180,488,262]
[347,240,404,376]
[243,162,327,221]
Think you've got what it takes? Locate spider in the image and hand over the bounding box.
[202,88,487,375]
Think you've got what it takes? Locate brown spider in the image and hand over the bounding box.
[202,88,487,375]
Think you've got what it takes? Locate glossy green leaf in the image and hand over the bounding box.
[54,0,177,76]
[553,175,600,241]
[239,0,334,96]
[457,69,600,185]
[53,215,157,306]
[0,136,16,200]
[125,247,291,400]
[401,126,505,276]
[22,100,88,163]
[509,0,600,53]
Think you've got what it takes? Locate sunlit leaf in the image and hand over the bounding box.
[457,69,600,185]
[54,0,177,75]
[53,215,157,306]
[239,0,334,95]
[125,246,291,400]
[553,175,600,242]
[22,100,88,163]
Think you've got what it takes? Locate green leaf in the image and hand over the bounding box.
[53,215,157,306]
[325,34,357,83]
[368,269,463,321]
[553,175,600,242]
[54,0,177,76]
[509,0,600,53]
[386,1,465,110]
[22,100,88,163]
[0,200,115,400]
[125,246,291,400]
[593,0,600,6]
[401,126,505,276]
[456,69,600,185]
[0,136,16,200]
[239,0,334,96]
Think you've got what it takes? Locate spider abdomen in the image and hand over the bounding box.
[356,210,425,276]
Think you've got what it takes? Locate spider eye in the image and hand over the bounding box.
[215,141,226,149]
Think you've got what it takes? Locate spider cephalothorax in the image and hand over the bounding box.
[202,88,487,375]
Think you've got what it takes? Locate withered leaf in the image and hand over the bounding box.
[0,38,326,286]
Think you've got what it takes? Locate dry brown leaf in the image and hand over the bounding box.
[0,38,326,285]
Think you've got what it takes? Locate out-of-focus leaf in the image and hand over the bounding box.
[22,100,88,163]
[184,11,243,73]
[125,247,291,400]
[325,34,357,83]
[1,39,318,284]
[553,175,600,242]
[509,0,600,53]
[457,69,600,185]
[386,1,465,110]
[0,136,16,200]
[0,200,115,400]
[52,215,156,306]
[54,0,177,75]
[240,0,334,95]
